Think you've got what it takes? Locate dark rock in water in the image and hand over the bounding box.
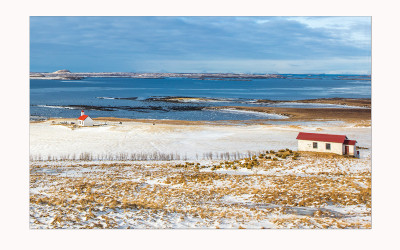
[114,97,138,100]
[30,73,45,77]
[169,106,204,111]
[67,105,117,111]
[33,104,206,113]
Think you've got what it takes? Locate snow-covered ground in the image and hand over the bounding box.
[29,120,371,229]
[30,152,371,229]
[30,120,371,160]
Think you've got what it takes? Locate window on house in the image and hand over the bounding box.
[313,142,318,148]
[326,143,331,150]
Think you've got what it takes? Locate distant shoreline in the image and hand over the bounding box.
[30,71,371,81]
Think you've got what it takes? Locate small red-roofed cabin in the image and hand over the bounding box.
[77,110,94,126]
[296,132,359,157]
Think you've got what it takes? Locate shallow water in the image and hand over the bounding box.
[30,76,371,120]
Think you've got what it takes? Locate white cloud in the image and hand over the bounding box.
[286,16,371,48]
[285,16,370,30]
[132,57,371,74]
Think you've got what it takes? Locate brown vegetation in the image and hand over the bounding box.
[30,150,371,229]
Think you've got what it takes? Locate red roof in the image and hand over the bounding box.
[344,140,357,145]
[78,115,88,121]
[296,132,348,143]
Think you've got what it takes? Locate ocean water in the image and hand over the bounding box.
[30,76,371,121]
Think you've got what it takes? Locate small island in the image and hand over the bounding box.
[30,69,84,80]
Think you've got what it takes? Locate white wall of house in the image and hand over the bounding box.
[83,117,94,126]
[298,140,343,155]
[78,117,94,126]
[349,145,354,155]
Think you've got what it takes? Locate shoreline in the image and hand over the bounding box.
[30,97,371,126]
[147,97,371,108]
[210,106,371,122]
[255,97,371,108]
[30,98,371,124]
[31,105,371,126]
[31,116,370,127]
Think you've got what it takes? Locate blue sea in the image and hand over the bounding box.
[30,75,371,121]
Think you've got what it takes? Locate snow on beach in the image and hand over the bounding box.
[30,120,371,160]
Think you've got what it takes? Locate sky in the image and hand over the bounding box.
[30,16,371,74]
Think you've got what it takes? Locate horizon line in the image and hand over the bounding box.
[30,71,371,75]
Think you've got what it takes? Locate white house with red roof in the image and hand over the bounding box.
[296,132,358,157]
[77,110,94,126]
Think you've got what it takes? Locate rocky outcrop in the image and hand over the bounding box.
[30,69,84,80]
[30,73,45,77]
[53,69,71,74]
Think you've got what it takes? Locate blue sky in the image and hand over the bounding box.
[30,16,371,74]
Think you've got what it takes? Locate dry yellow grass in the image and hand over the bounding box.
[30,151,371,229]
